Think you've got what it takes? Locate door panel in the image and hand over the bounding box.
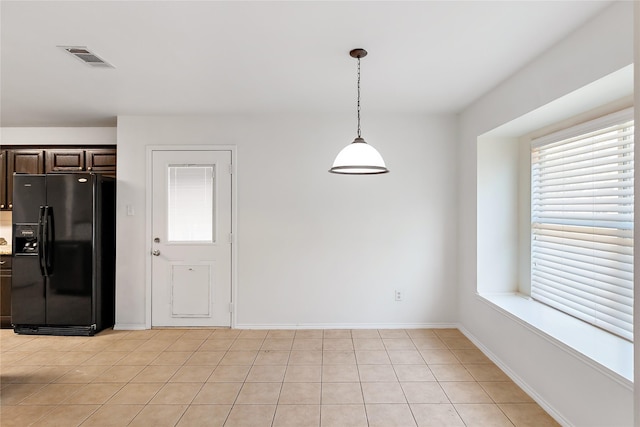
[46,174,93,325]
[170,263,213,317]
[151,150,232,327]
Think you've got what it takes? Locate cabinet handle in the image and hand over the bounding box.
[0,261,5,265]
[0,204,4,208]
[8,204,12,208]
[87,166,92,171]
[78,167,82,170]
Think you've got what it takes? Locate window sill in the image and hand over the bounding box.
[477,293,633,388]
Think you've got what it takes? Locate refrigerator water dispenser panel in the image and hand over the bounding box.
[13,224,39,254]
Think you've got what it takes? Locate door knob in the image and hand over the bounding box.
[152,250,160,256]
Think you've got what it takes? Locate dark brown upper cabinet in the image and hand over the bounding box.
[0,151,6,210]
[6,149,45,210]
[2,146,115,210]
[86,149,117,174]
[45,149,85,172]
[46,148,116,176]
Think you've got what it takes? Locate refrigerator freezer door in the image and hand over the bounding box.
[45,174,94,325]
[11,175,47,325]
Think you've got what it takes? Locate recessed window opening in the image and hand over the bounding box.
[530,108,634,341]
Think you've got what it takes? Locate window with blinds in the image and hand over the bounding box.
[531,108,634,342]
[168,165,215,242]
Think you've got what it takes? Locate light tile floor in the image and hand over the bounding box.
[0,328,560,426]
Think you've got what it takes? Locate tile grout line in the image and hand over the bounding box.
[318,329,325,427]
[269,332,292,427]
[220,329,247,426]
[404,331,426,427]
[354,329,371,427]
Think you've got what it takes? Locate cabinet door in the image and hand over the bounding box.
[86,149,116,174]
[8,150,44,209]
[0,256,11,329]
[0,151,6,210]
[45,149,85,173]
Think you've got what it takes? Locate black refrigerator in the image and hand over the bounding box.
[11,173,115,336]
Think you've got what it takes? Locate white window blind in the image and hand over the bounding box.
[168,165,215,242]
[531,108,634,342]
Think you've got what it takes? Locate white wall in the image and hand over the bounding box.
[458,2,634,426]
[476,136,519,294]
[115,113,458,329]
[0,127,116,145]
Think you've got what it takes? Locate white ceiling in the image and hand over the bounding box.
[1,1,613,127]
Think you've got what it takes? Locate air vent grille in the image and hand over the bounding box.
[58,46,114,68]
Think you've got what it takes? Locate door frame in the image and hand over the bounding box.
[145,145,237,329]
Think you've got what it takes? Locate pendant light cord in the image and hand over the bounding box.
[357,56,361,138]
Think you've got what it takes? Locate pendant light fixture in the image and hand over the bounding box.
[329,48,389,175]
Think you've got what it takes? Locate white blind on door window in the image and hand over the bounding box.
[531,108,634,342]
[168,165,214,242]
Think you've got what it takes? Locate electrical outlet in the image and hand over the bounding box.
[395,290,403,301]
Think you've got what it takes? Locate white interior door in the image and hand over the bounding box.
[151,150,232,327]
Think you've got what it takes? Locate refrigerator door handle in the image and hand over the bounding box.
[43,205,54,276]
[38,206,46,276]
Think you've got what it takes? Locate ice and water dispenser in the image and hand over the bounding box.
[13,224,39,255]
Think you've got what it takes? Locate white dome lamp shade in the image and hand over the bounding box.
[329,49,389,175]
[330,137,388,174]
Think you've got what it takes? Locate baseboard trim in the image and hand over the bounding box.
[113,323,147,330]
[112,322,460,331]
[234,322,458,330]
[458,325,571,427]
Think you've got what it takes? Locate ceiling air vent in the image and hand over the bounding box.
[58,46,114,68]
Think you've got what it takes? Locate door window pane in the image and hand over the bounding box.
[168,165,214,242]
